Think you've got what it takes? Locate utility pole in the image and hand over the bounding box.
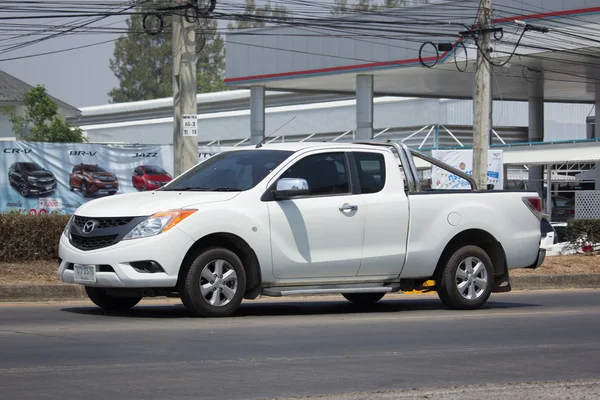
[472,0,492,190]
[172,1,198,177]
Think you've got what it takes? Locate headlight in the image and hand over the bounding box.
[28,176,39,183]
[123,209,196,240]
[63,216,74,237]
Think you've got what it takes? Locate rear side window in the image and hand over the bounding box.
[354,152,386,194]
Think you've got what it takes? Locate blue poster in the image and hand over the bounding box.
[0,142,174,215]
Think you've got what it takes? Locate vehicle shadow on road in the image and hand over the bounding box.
[59,297,542,319]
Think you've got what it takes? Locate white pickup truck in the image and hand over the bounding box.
[58,142,547,317]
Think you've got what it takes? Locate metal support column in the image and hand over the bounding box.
[546,164,552,217]
[528,78,544,196]
[355,75,374,139]
[250,86,265,145]
[594,82,600,140]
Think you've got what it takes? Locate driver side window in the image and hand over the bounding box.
[280,152,349,196]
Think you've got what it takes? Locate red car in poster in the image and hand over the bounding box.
[132,165,172,191]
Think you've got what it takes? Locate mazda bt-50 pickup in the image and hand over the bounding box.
[58,142,547,317]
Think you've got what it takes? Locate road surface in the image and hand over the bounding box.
[0,290,599,399]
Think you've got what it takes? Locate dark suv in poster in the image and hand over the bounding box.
[8,162,57,197]
[132,165,172,191]
[69,164,119,197]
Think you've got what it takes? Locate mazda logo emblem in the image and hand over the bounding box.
[82,220,97,235]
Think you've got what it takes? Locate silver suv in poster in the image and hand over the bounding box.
[8,162,57,197]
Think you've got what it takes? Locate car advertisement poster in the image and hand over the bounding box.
[0,142,174,215]
[431,150,504,190]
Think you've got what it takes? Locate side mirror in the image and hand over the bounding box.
[272,178,309,200]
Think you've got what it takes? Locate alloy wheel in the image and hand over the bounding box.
[455,256,489,301]
[199,259,238,307]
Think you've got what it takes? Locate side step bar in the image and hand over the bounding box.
[262,283,401,297]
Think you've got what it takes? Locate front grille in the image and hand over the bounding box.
[74,216,134,229]
[97,176,115,182]
[70,234,118,251]
[38,178,54,183]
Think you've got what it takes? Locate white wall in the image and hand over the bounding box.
[80,98,591,145]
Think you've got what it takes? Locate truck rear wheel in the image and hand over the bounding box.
[180,247,246,317]
[85,287,142,311]
[436,245,494,310]
[342,293,385,304]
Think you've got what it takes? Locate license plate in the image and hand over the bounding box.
[104,185,113,189]
[74,264,96,284]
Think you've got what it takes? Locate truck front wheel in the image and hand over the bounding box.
[436,245,494,310]
[85,287,142,311]
[180,247,246,317]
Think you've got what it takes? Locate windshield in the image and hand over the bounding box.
[163,150,292,191]
[85,165,107,173]
[143,166,168,175]
[21,163,43,172]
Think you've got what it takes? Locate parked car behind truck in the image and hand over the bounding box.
[58,142,547,317]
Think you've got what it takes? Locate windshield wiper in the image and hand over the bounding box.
[162,187,209,191]
[211,187,241,192]
[162,187,240,192]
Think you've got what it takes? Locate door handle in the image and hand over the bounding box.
[339,203,358,212]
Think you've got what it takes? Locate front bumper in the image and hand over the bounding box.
[90,181,119,192]
[29,182,57,194]
[58,226,195,288]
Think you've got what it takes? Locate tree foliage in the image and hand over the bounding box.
[227,0,289,30]
[331,0,429,15]
[108,0,225,103]
[10,86,86,143]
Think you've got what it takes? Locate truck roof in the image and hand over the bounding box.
[244,142,389,152]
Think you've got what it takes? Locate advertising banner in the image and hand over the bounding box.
[431,150,504,190]
[0,142,174,215]
[0,142,246,215]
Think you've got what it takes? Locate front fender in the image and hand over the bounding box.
[174,197,274,283]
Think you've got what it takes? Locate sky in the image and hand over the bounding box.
[0,0,250,109]
[0,16,128,108]
[0,0,430,109]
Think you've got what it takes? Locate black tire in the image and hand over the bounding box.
[69,182,74,192]
[180,247,246,317]
[85,287,142,311]
[19,182,29,197]
[436,245,494,310]
[342,292,385,304]
[141,184,147,191]
[81,181,89,197]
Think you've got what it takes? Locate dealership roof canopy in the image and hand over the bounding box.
[501,141,600,165]
[225,0,600,103]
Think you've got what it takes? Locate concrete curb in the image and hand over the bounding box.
[0,274,598,303]
[510,274,600,290]
[0,284,86,302]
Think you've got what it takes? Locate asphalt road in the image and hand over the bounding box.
[0,290,599,400]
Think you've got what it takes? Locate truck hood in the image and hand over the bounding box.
[74,191,240,218]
